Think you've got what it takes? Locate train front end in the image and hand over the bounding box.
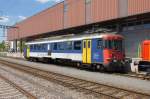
[138,40,150,72]
[103,35,128,72]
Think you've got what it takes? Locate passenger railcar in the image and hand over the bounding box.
[24,33,127,72]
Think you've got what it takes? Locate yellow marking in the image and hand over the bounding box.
[82,40,91,64]
[82,40,87,63]
[87,40,91,63]
[27,47,30,58]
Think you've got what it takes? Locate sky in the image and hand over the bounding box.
[0,0,63,42]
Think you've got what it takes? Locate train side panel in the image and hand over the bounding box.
[29,44,48,58]
[91,38,104,63]
[50,41,82,62]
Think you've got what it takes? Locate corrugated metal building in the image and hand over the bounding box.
[7,0,150,58]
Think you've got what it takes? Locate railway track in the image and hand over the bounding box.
[0,60,150,99]
[120,73,150,80]
[4,56,150,81]
[0,74,36,99]
[5,57,150,81]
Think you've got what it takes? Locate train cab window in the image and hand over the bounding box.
[105,40,123,51]
[53,43,57,50]
[97,39,103,49]
[113,40,123,51]
[105,40,113,49]
[74,41,81,50]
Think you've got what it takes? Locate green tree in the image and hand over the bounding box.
[0,40,5,52]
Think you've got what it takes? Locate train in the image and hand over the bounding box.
[24,33,130,72]
[137,40,150,72]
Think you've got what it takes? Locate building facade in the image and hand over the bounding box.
[7,0,150,58]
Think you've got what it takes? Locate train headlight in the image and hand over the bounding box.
[106,58,112,62]
[113,59,117,62]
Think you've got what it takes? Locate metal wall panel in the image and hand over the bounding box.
[64,0,85,28]
[13,3,64,39]
[7,28,18,41]
[85,0,92,24]
[119,0,128,17]
[128,0,150,15]
[91,0,119,23]
[50,3,64,32]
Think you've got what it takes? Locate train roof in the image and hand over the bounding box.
[26,33,123,45]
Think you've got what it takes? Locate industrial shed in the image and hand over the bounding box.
[7,0,150,58]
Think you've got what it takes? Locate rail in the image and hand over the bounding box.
[0,59,149,99]
[0,74,36,99]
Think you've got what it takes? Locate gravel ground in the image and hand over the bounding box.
[0,57,150,95]
[0,76,28,99]
[0,64,99,99]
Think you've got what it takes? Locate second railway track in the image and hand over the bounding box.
[0,59,150,99]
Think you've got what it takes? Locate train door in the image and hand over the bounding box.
[82,40,91,64]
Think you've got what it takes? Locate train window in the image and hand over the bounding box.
[109,40,113,49]
[105,40,113,49]
[38,44,41,51]
[105,40,123,51]
[66,41,72,50]
[30,45,33,50]
[42,44,44,50]
[113,40,123,51]
[58,42,64,50]
[74,41,81,50]
[42,44,46,51]
[88,41,90,48]
[83,41,86,48]
[33,45,36,50]
[53,43,57,50]
[97,40,103,49]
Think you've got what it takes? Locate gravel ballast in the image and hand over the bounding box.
[0,57,150,95]
[0,64,98,99]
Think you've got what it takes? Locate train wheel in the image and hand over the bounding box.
[96,65,101,70]
[76,62,82,69]
[91,65,97,71]
[99,65,105,72]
